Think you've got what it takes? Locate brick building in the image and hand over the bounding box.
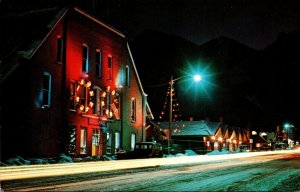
[0,7,153,158]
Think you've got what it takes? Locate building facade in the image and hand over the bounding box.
[1,7,152,158]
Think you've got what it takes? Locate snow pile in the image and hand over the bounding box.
[184,150,198,156]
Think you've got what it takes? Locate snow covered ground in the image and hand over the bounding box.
[2,150,300,191]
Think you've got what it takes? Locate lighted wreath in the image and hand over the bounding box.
[72,76,120,119]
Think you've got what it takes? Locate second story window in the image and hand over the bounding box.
[93,87,102,115]
[125,65,130,87]
[107,56,112,80]
[42,72,51,107]
[56,36,63,63]
[131,98,136,122]
[70,81,78,111]
[96,49,102,78]
[82,44,89,72]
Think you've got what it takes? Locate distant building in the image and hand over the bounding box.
[155,120,250,154]
[0,7,153,158]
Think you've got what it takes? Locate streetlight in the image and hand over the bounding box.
[284,123,294,148]
[168,74,201,154]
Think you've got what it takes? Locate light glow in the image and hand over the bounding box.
[193,74,202,82]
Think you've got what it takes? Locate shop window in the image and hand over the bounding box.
[115,132,120,151]
[92,129,100,146]
[131,133,136,151]
[80,128,87,154]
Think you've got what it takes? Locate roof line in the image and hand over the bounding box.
[22,8,68,59]
[126,42,147,97]
[74,7,125,38]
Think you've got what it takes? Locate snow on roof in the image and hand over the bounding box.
[157,120,221,136]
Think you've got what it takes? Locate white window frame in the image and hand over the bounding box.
[92,129,100,146]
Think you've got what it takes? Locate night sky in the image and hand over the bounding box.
[94,0,300,50]
[1,0,300,49]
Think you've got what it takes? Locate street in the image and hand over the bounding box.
[1,150,300,191]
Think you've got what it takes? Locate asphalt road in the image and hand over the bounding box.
[2,151,300,191]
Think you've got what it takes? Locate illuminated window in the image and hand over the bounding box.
[80,128,87,154]
[82,44,89,72]
[125,65,130,87]
[115,132,120,151]
[131,133,136,151]
[131,98,136,122]
[107,56,112,80]
[42,72,51,107]
[56,36,63,63]
[106,132,112,154]
[70,80,77,111]
[92,129,100,146]
[96,49,102,78]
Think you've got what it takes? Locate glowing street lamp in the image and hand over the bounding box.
[168,74,201,154]
[284,123,294,148]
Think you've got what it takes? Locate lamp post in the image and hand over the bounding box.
[284,123,294,148]
[168,74,201,154]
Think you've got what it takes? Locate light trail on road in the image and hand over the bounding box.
[1,150,299,181]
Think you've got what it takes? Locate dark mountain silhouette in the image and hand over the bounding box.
[130,29,300,132]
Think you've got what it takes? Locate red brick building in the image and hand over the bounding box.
[1,7,153,158]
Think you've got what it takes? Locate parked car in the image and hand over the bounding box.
[273,142,288,151]
[238,144,249,152]
[117,142,163,159]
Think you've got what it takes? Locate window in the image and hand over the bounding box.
[96,49,102,78]
[107,132,112,150]
[42,72,51,107]
[57,36,63,63]
[81,86,87,107]
[82,44,89,72]
[92,129,100,146]
[107,93,111,117]
[131,98,136,122]
[125,65,130,87]
[70,81,77,110]
[115,132,120,151]
[107,56,112,80]
[80,128,87,154]
[67,125,76,154]
[131,133,136,151]
[93,87,101,115]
